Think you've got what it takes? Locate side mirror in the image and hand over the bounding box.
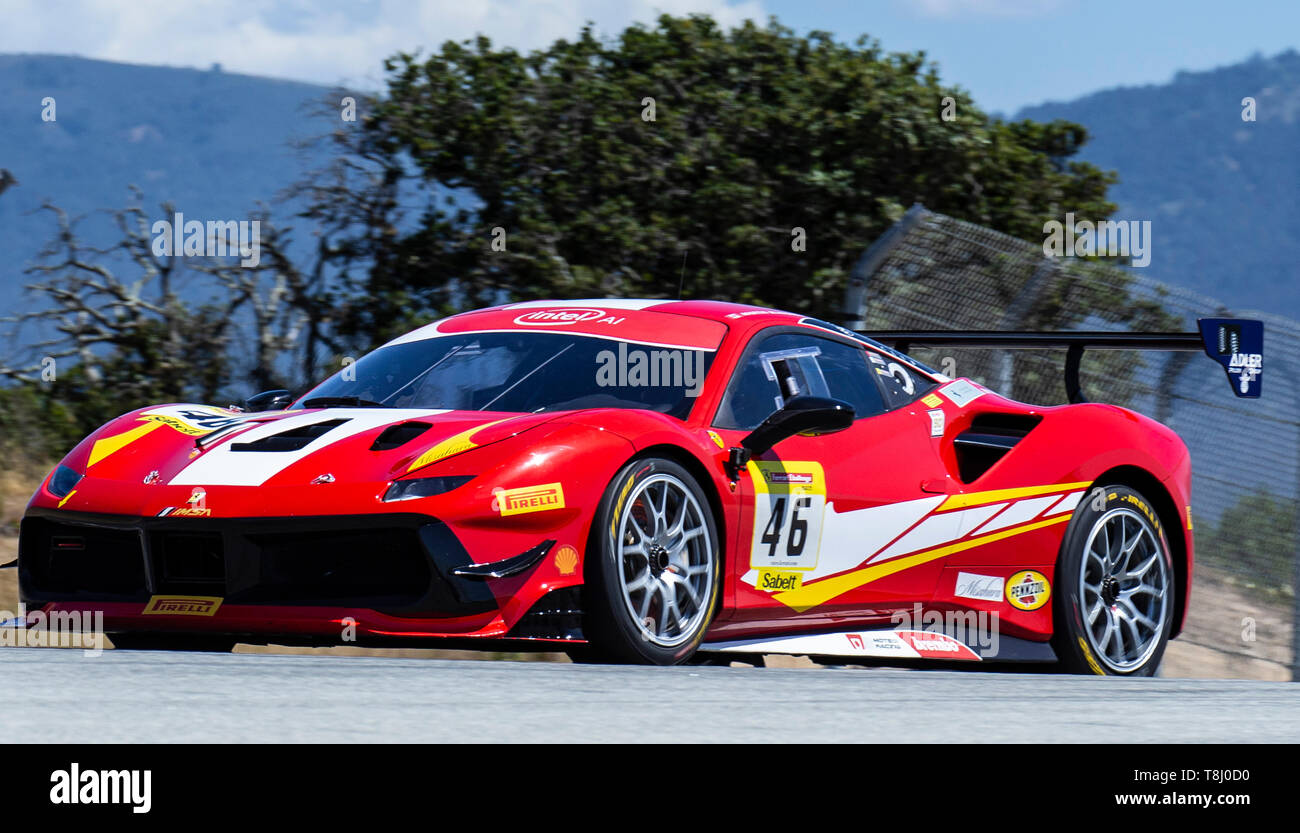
[739,395,855,458]
[244,389,293,412]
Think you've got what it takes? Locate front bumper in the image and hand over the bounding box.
[18,508,581,643]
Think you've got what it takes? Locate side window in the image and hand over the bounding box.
[715,332,886,430]
[865,348,936,409]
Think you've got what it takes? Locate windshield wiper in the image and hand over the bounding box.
[301,396,391,409]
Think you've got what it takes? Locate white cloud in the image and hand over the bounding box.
[907,0,1062,19]
[0,0,767,89]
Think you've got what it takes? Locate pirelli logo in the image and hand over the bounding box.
[142,595,223,616]
[496,483,566,516]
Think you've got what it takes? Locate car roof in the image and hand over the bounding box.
[385,299,802,351]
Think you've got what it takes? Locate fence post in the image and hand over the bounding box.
[842,203,929,329]
[1292,377,1300,681]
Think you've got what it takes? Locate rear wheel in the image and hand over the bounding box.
[580,457,721,665]
[1052,485,1174,676]
[109,633,237,652]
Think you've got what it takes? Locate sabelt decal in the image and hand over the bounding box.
[142,596,223,616]
[756,569,803,593]
[1005,570,1051,611]
[406,418,511,472]
[554,545,579,575]
[954,571,1004,602]
[748,461,827,571]
[494,482,566,516]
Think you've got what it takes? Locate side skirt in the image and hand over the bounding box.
[701,626,1057,664]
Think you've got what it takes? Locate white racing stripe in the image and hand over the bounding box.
[168,409,447,487]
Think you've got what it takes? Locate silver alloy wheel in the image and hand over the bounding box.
[615,472,715,648]
[1079,507,1170,672]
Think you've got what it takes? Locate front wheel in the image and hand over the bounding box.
[581,457,721,665]
[1052,485,1175,676]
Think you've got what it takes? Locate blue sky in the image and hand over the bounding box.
[1,0,1294,114]
[766,0,1300,114]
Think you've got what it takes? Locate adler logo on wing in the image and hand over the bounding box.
[513,308,608,326]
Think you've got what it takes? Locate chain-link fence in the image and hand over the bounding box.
[843,205,1299,680]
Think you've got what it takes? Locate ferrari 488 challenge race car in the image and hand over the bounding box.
[14,299,1264,674]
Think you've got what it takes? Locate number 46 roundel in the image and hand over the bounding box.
[747,460,827,572]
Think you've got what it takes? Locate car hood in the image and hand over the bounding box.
[65,404,559,490]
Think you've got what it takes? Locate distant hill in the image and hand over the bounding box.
[4,50,1297,332]
[0,54,337,302]
[1017,50,1300,318]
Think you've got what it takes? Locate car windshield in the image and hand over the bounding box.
[296,332,717,419]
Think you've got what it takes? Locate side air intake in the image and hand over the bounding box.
[953,413,1042,483]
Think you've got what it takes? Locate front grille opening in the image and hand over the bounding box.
[236,527,430,606]
[153,531,226,589]
[20,518,147,597]
[509,586,584,640]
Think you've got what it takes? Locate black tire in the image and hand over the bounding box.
[109,633,237,652]
[1052,484,1175,676]
[580,456,722,665]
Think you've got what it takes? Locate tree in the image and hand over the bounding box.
[0,193,327,461]
[306,14,1118,347]
[1197,490,1296,598]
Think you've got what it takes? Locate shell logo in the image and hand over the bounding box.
[554,545,580,576]
[513,308,606,326]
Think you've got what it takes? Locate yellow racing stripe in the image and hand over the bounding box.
[87,421,163,467]
[938,481,1091,511]
[773,514,1073,612]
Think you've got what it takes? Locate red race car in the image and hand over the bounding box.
[14,300,1263,674]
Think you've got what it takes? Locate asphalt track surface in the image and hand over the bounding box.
[4,648,1298,742]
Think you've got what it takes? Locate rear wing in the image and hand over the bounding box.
[860,318,1263,404]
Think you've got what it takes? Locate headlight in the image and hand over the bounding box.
[48,464,83,499]
[383,475,474,502]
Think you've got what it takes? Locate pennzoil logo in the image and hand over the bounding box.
[757,569,802,593]
[1005,570,1050,611]
[142,595,223,616]
[494,483,566,516]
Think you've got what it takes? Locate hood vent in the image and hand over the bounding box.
[230,419,349,452]
[370,421,432,451]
